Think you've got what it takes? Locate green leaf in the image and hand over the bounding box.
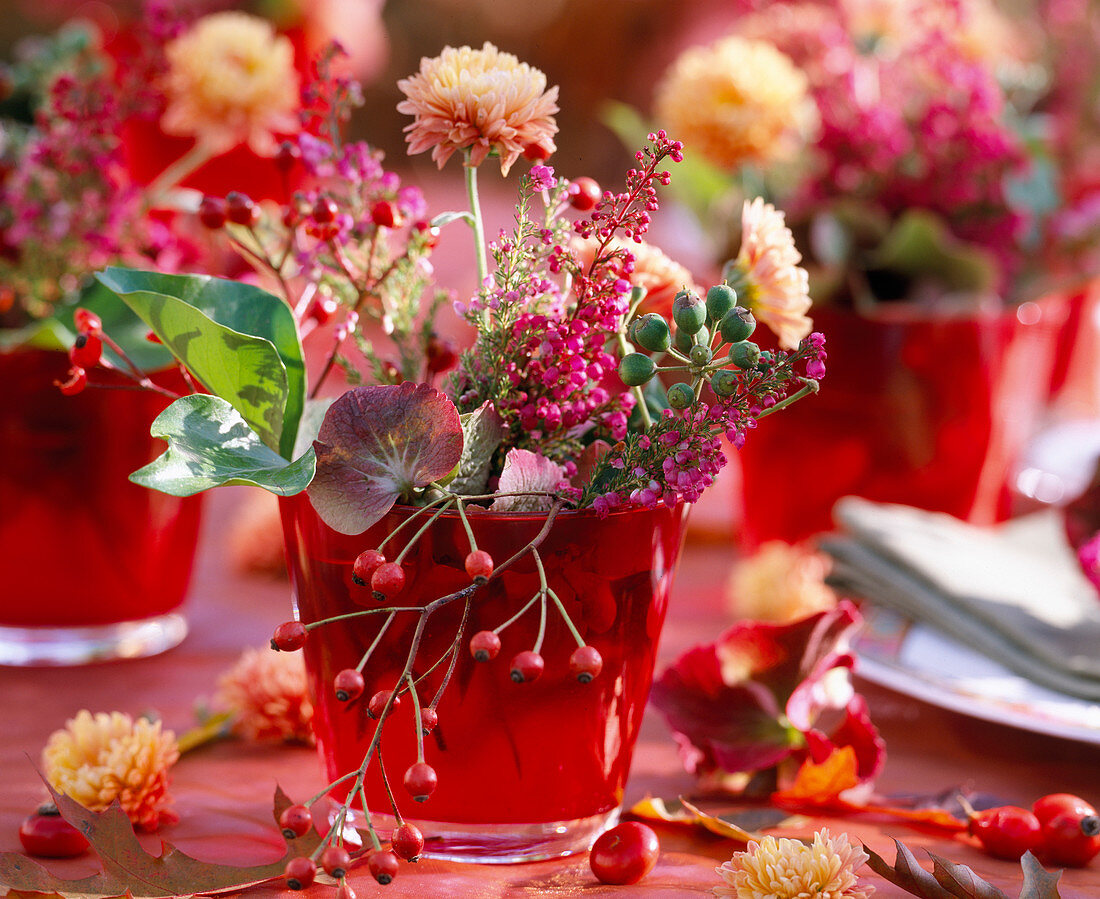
[0,316,71,353]
[96,267,305,459]
[131,394,316,497]
[870,211,997,295]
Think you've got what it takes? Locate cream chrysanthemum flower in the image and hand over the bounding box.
[214,647,315,744]
[396,42,559,175]
[654,36,810,171]
[729,541,837,623]
[162,11,299,155]
[42,711,179,831]
[715,829,873,899]
[730,198,812,350]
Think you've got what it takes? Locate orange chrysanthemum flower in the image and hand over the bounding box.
[729,541,837,624]
[715,829,873,899]
[396,42,559,174]
[728,198,812,350]
[654,35,811,171]
[214,647,315,743]
[162,11,299,155]
[42,711,179,831]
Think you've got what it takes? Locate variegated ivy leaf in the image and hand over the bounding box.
[308,384,464,535]
[448,401,506,495]
[491,448,566,512]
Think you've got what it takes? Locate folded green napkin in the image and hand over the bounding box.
[820,498,1100,702]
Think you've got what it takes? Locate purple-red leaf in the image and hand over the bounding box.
[491,449,566,511]
[308,384,463,534]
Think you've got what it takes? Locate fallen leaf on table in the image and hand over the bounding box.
[0,782,319,899]
[779,745,862,803]
[628,795,795,843]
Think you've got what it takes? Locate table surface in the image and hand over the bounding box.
[3,488,1100,898]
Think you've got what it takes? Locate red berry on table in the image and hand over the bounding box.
[469,630,501,662]
[69,333,102,369]
[419,707,439,735]
[278,803,312,839]
[368,689,400,719]
[510,650,545,684]
[226,191,260,227]
[198,195,227,229]
[569,645,603,683]
[426,336,459,374]
[569,176,602,212]
[403,761,438,802]
[353,549,386,586]
[368,848,399,884]
[55,366,87,396]
[589,821,660,885]
[1033,793,1100,867]
[334,668,365,702]
[371,562,406,601]
[391,822,425,861]
[968,805,1042,860]
[271,620,308,651]
[371,199,402,229]
[312,196,338,224]
[73,308,102,335]
[321,845,351,878]
[464,550,494,584]
[284,856,316,890]
[275,140,300,172]
[19,805,90,858]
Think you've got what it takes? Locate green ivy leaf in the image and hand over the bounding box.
[95,267,305,459]
[131,394,315,497]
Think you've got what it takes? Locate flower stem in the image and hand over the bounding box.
[147,140,214,207]
[754,378,820,420]
[463,151,489,294]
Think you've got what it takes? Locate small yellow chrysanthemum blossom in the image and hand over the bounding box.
[162,11,299,155]
[654,35,810,171]
[729,541,837,624]
[715,829,874,899]
[729,198,812,350]
[397,42,559,175]
[215,647,315,744]
[42,710,179,831]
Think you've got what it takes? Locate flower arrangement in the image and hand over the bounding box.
[65,36,826,887]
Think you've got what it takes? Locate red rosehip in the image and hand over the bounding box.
[523,141,552,162]
[19,805,89,858]
[198,195,227,229]
[275,140,300,173]
[368,848,399,884]
[371,199,401,229]
[367,689,401,719]
[569,176,602,212]
[403,761,438,802]
[226,191,260,227]
[1033,793,1100,867]
[69,333,102,369]
[279,803,312,839]
[73,308,102,335]
[321,845,351,879]
[371,562,406,601]
[469,630,501,662]
[271,620,308,651]
[55,366,87,396]
[464,550,494,584]
[334,668,365,702]
[510,650,545,684]
[391,822,425,861]
[569,645,603,683]
[590,822,660,885]
[419,707,438,735]
[312,196,338,224]
[284,856,316,890]
[353,549,386,586]
[425,335,459,374]
[968,806,1042,860]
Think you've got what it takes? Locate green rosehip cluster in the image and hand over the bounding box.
[619,284,759,409]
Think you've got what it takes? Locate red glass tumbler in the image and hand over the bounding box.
[279,495,687,862]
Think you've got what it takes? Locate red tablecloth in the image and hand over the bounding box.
[3,488,1100,897]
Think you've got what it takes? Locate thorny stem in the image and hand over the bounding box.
[377,741,401,822]
[428,597,472,709]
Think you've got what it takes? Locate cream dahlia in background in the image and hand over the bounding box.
[724,198,813,350]
[42,711,179,831]
[397,41,559,173]
[214,647,315,744]
[574,235,703,320]
[714,829,873,899]
[653,35,811,171]
[162,11,300,155]
[728,541,836,623]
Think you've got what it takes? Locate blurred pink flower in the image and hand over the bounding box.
[215,647,315,743]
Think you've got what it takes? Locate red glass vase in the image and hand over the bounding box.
[0,349,203,664]
[736,300,1064,546]
[279,494,687,862]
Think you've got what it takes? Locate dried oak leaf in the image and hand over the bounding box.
[0,782,319,899]
[308,384,463,535]
[628,795,795,844]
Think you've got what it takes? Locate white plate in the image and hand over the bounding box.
[854,607,1100,745]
